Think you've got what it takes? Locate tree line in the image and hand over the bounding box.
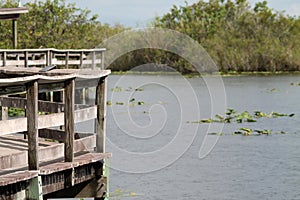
[0,0,124,49]
[0,0,299,73]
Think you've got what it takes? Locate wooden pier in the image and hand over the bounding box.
[0,65,111,199]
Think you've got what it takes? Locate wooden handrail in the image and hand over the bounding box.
[0,48,106,69]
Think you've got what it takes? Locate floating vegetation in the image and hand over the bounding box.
[208,129,287,136]
[107,101,112,106]
[111,86,144,92]
[232,128,286,136]
[208,132,224,136]
[135,87,144,91]
[111,86,122,92]
[137,101,144,105]
[116,102,125,105]
[266,88,280,93]
[129,98,135,102]
[110,188,139,199]
[188,108,295,124]
[290,82,300,86]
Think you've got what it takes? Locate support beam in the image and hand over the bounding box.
[26,80,39,170]
[27,176,43,200]
[0,105,8,121]
[95,77,107,153]
[12,19,17,49]
[64,79,75,162]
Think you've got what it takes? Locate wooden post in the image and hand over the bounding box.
[101,51,105,70]
[95,77,107,153]
[92,51,96,69]
[26,80,39,170]
[64,79,75,162]
[65,51,69,69]
[24,51,29,68]
[12,20,17,49]
[64,79,75,188]
[0,105,8,121]
[3,52,6,66]
[27,176,43,200]
[80,51,84,68]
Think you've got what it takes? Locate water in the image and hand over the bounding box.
[79,74,300,199]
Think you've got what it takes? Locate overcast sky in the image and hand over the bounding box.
[24,0,300,27]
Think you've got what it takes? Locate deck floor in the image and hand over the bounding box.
[0,134,57,157]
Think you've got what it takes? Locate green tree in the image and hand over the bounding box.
[0,0,124,49]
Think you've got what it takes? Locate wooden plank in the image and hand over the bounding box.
[64,79,75,163]
[95,77,107,153]
[0,151,27,170]
[0,96,64,113]
[39,152,111,175]
[0,135,97,170]
[38,128,66,142]
[0,171,38,187]
[27,80,39,170]
[0,106,97,136]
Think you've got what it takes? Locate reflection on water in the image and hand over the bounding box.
[77,74,300,200]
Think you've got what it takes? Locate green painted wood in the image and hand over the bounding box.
[27,176,43,200]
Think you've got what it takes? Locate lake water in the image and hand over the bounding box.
[79,74,300,200]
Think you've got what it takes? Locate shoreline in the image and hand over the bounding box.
[110,70,300,77]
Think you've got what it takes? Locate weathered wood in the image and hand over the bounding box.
[0,96,65,113]
[101,51,105,70]
[0,105,8,121]
[0,135,97,170]
[0,106,97,136]
[24,51,28,67]
[38,129,66,142]
[0,48,105,68]
[27,176,43,200]
[0,171,38,187]
[95,77,107,153]
[0,151,27,169]
[65,51,69,69]
[26,80,39,170]
[12,20,17,49]
[80,51,84,68]
[2,51,6,66]
[64,79,75,163]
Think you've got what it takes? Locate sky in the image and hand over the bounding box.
[24,0,300,27]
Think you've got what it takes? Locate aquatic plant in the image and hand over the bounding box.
[111,86,122,92]
[189,108,295,124]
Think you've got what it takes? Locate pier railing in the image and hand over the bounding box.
[0,48,105,69]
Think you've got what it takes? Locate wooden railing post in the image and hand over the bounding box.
[92,51,96,70]
[95,77,107,153]
[80,51,84,68]
[26,80,39,170]
[65,51,69,69]
[2,52,6,66]
[64,78,75,188]
[24,51,29,68]
[26,81,43,200]
[64,79,75,162]
[101,51,105,70]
